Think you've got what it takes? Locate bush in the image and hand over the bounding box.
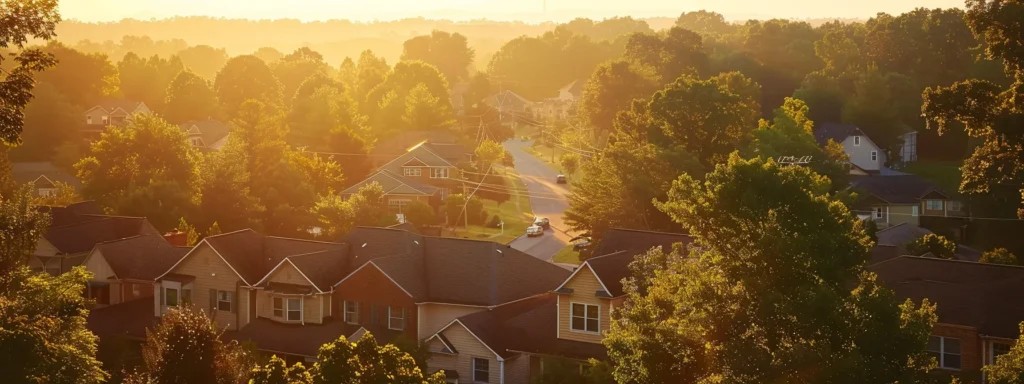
[906,233,957,260]
[488,215,502,228]
[980,248,1018,265]
[466,197,485,225]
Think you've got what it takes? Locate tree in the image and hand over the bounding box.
[402,200,437,227]
[443,193,468,227]
[289,151,346,196]
[675,11,736,35]
[474,139,505,167]
[207,222,222,237]
[561,153,580,177]
[215,55,283,120]
[288,81,371,181]
[577,60,657,136]
[747,97,850,189]
[906,233,957,260]
[176,44,229,80]
[118,52,184,113]
[197,149,264,232]
[623,27,710,84]
[32,181,80,207]
[841,67,917,162]
[10,82,81,161]
[136,306,251,384]
[354,50,390,112]
[487,29,620,100]
[312,182,393,238]
[272,47,330,102]
[176,217,199,246]
[33,42,119,108]
[75,114,201,230]
[250,355,310,384]
[602,155,936,383]
[0,187,108,384]
[401,30,475,84]
[164,69,219,124]
[253,47,284,65]
[985,323,1024,383]
[864,218,879,243]
[310,332,446,384]
[0,0,60,144]
[980,248,1018,265]
[563,17,653,42]
[402,83,455,132]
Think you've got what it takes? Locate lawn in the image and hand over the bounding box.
[902,161,963,193]
[525,143,590,183]
[446,165,534,244]
[552,244,582,265]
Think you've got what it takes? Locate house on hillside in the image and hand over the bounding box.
[342,141,464,213]
[82,99,151,138]
[12,162,80,197]
[813,123,918,172]
[536,80,586,122]
[81,234,190,307]
[870,256,1024,379]
[179,119,231,151]
[31,207,160,276]
[850,174,968,233]
[369,131,471,169]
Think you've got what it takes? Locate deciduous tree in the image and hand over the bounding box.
[118,52,184,113]
[215,55,283,120]
[0,0,60,144]
[164,69,219,123]
[401,30,475,84]
[747,97,850,189]
[577,60,657,136]
[985,323,1024,383]
[906,233,957,260]
[136,306,251,384]
[176,44,229,80]
[980,248,1018,265]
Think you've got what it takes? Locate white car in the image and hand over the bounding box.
[526,225,544,237]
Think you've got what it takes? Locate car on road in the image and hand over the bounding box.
[534,217,550,229]
[526,225,544,237]
[556,174,567,184]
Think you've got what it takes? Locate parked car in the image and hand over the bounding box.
[526,225,544,237]
[573,238,591,251]
[556,174,567,184]
[534,217,550,229]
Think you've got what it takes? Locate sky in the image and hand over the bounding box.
[60,0,966,23]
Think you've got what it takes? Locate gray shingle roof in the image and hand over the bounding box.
[202,230,344,285]
[94,234,190,280]
[850,175,950,204]
[44,216,156,255]
[179,120,231,149]
[340,170,439,196]
[12,162,80,188]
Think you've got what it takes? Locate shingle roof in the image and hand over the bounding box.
[12,162,81,188]
[202,230,344,285]
[370,131,460,162]
[585,250,641,297]
[179,120,230,149]
[454,293,607,360]
[94,99,146,114]
[93,234,190,280]
[875,223,982,262]
[558,80,585,98]
[870,256,1024,339]
[486,90,534,109]
[850,175,950,204]
[387,222,420,234]
[44,216,156,255]
[86,297,157,340]
[423,143,471,164]
[340,170,439,196]
[592,228,693,257]
[286,248,349,291]
[227,317,360,358]
[36,201,104,227]
[813,122,863,146]
[378,143,456,172]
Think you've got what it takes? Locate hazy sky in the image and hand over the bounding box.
[60,0,966,22]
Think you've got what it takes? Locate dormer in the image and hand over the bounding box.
[552,261,619,344]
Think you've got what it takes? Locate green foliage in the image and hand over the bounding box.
[623,27,709,84]
[0,186,50,278]
[207,221,222,237]
[442,193,467,227]
[577,60,657,135]
[354,50,391,114]
[215,55,284,120]
[532,357,610,384]
[32,181,81,207]
[75,113,201,230]
[560,153,580,176]
[474,139,505,166]
[401,82,455,132]
[250,355,310,384]
[164,69,219,123]
[747,97,850,189]
[34,41,118,109]
[176,44,229,81]
[401,30,475,84]
[563,17,653,42]
[985,323,1024,383]
[10,82,81,161]
[253,47,285,65]
[907,233,957,260]
[310,332,446,384]
[271,47,331,103]
[402,200,437,227]
[197,147,264,232]
[841,67,918,162]
[138,306,251,384]
[864,218,879,243]
[603,155,936,383]
[176,216,199,246]
[289,151,346,197]
[674,11,737,36]
[487,29,621,100]
[118,52,184,113]
[312,181,394,238]
[980,248,1019,265]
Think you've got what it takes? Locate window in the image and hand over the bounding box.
[101,115,109,125]
[927,336,961,369]
[912,206,919,217]
[38,188,56,197]
[430,167,450,179]
[190,138,202,147]
[388,199,411,209]
[132,284,141,297]
[570,303,599,333]
[949,201,963,212]
[217,290,233,312]
[86,116,93,124]
[403,167,422,177]
[388,306,405,331]
[273,297,283,317]
[472,357,489,383]
[344,301,359,324]
[854,136,861,146]
[874,207,885,219]
[926,200,943,210]
[165,288,179,307]
[994,343,1013,362]
[871,151,878,161]
[287,298,302,321]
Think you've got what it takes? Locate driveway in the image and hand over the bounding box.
[504,140,573,261]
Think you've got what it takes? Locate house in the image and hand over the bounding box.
[340,170,441,212]
[179,119,231,151]
[369,131,471,169]
[536,80,585,122]
[851,174,967,230]
[343,141,463,210]
[876,223,981,261]
[12,162,80,197]
[81,233,190,307]
[485,90,537,127]
[426,228,692,383]
[556,80,585,103]
[82,99,151,137]
[31,209,159,276]
[813,123,917,170]
[870,256,1024,379]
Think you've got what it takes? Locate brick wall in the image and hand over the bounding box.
[933,324,981,373]
[333,264,418,340]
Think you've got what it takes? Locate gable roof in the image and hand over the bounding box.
[870,256,1024,339]
[423,143,471,164]
[44,216,157,255]
[370,131,459,157]
[340,169,439,196]
[850,175,951,204]
[284,248,350,291]
[90,234,190,280]
[558,80,585,98]
[485,90,534,109]
[179,120,231,150]
[592,228,693,257]
[36,201,104,227]
[12,162,80,188]
[451,293,608,360]
[91,99,146,114]
[228,317,360,358]
[813,122,865,146]
[378,142,457,171]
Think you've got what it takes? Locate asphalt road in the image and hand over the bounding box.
[504,139,573,261]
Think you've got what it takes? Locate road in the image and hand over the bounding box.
[504,139,573,261]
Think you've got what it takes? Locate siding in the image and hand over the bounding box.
[264,262,315,287]
[438,322,501,384]
[842,136,885,171]
[505,354,532,384]
[333,264,418,340]
[418,303,485,339]
[34,239,60,257]
[168,243,243,330]
[426,337,459,374]
[889,204,919,227]
[119,281,154,303]
[84,108,109,125]
[256,292,324,324]
[557,265,610,344]
[83,249,115,281]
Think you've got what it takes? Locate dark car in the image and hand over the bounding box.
[573,238,591,251]
[556,174,567,184]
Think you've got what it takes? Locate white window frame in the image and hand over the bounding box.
[38,188,56,197]
[388,199,411,209]
[870,151,877,161]
[388,306,405,331]
[273,297,284,318]
[912,206,919,217]
[570,302,600,334]
[430,167,450,179]
[344,301,359,324]
[164,286,180,307]
[403,167,422,177]
[948,201,963,212]
[101,115,109,125]
[928,336,961,370]
[216,290,233,312]
[287,298,302,321]
[992,342,1013,364]
[86,116,93,124]
[874,207,884,219]
[132,284,141,297]
[854,136,861,146]
[926,200,943,211]
[472,357,490,383]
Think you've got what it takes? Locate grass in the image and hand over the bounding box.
[552,244,582,265]
[446,165,534,244]
[902,161,963,193]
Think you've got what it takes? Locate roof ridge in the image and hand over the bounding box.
[94,234,148,246]
[205,228,259,239]
[265,235,343,245]
[606,227,690,236]
[285,247,345,261]
[875,222,908,233]
[46,216,116,230]
[587,249,636,262]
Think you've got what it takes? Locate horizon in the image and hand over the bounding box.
[59,0,965,23]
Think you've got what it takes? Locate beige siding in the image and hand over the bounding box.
[440,323,501,384]
[169,243,242,330]
[418,304,485,340]
[842,135,885,171]
[426,337,459,375]
[240,287,251,328]
[83,249,115,281]
[34,239,60,257]
[84,108,109,125]
[557,265,610,344]
[256,291,324,324]
[889,204,920,227]
[505,354,532,384]
[264,262,315,287]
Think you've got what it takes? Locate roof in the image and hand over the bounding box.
[585,250,641,297]
[423,143,471,164]
[387,222,420,234]
[86,297,157,340]
[868,244,901,265]
[558,80,585,98]
[92,234,190,280]
[453,293,607,360]
[228,317,360,357]
[91,99,146,114]
[35,201,104,227]
[592,228,693,257]
[485,90,534,109]
[870,256,1024,339]
[370,131,460,161]
[44,216,156,255]
[340,170,439,196]
[850,175,950,204]
[179,120,231,150]
[284,248,349,292]
[875,223,982,262]
[378,143,457,171]
[12,162,80,188]
[194,230,344,285]
[813,122,864,146]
